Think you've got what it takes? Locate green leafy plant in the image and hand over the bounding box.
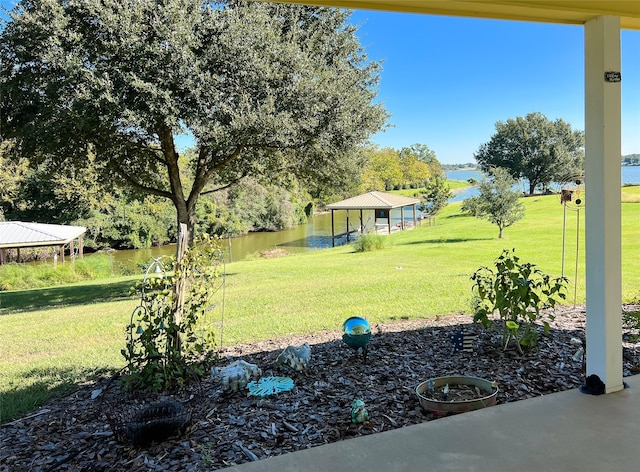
[471,248,568,353]
[121,235,223,391]
[353,233,386,252]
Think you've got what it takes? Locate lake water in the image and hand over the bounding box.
[109,166,640,268]
[447,166,640,202]
[110,206,422,269]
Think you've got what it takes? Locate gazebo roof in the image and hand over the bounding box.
[326,191,420,210]
[0,222,87,249]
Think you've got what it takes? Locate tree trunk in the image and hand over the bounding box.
[174,205,197,259]
[498,226,504,238]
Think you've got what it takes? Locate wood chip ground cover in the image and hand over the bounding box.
[2,305,639,471]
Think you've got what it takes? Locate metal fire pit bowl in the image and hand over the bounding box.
[416,375,498,417]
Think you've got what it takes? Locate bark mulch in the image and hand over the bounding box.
[2,305,639,471]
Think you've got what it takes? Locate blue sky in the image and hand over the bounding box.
[350,10,640,164]
[2,2,638,164]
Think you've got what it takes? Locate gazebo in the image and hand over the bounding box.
[0,221,87,265]
[325,191,421,247]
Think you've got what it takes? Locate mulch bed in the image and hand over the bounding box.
[2,305,640,471]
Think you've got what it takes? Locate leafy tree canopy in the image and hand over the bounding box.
[1,0,388,248]
[360,143,441,193]
[420,174,451,216]
[461,167,525,238]
[360,146,404,192]
[400,143,442,177]
[474,112,584,195]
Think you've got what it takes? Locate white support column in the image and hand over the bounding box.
[584,16,623,393]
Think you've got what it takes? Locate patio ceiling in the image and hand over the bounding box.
[275,1,640,30]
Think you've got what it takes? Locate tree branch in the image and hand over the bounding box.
[200,171,251,195]
[110,164,172,199]
[157,121,188,216]
[188,142,247,204]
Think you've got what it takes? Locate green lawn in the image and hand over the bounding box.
[1,191,639,423]
[623,186,640,203]
[391,178,470,197]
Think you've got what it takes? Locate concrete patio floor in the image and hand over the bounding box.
[221,374,640,472]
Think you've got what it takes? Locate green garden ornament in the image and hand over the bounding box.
[351,399,369,424]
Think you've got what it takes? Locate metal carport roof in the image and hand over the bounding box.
[0,222,87,249]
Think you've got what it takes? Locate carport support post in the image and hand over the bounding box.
[584,15,623,393]
[331,210,335,247]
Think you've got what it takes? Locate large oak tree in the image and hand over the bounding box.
[474,112,584,195]
[1,0,387,251]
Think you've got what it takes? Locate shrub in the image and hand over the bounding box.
[471,248,568,353]
[353,233,385,252]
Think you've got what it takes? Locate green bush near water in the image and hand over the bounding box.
[353,233,386,252]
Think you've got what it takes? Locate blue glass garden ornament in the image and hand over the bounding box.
[341,317,372,362]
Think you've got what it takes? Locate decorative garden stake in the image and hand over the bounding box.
[450,330,464,352]
[351,399,369,424]
[450,327,476,353]
[211,360,262,392]
[559,174,585,307]
[341,316,372,362]
[275,343,311,372]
